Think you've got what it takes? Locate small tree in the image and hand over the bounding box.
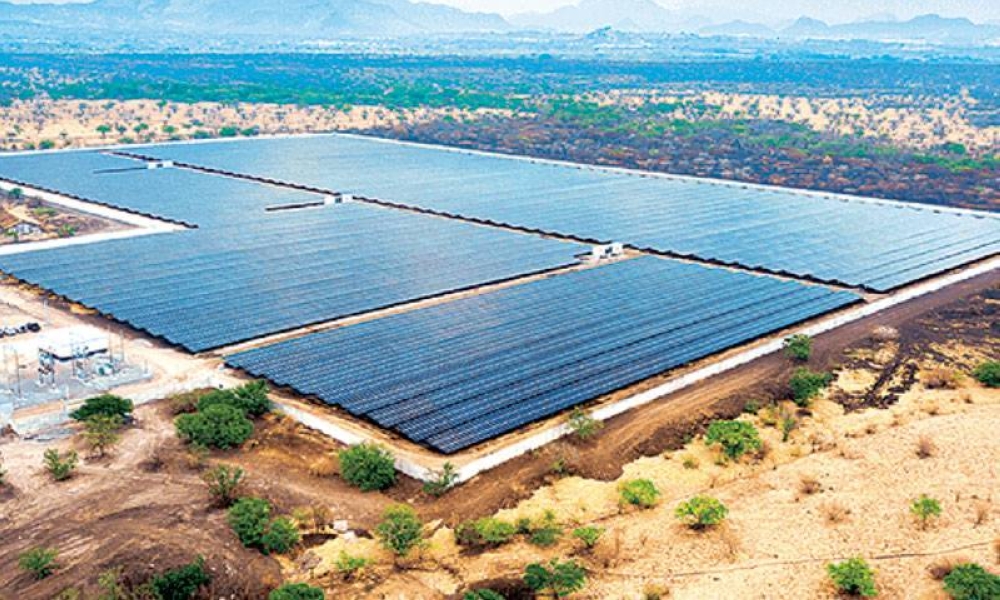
[422,462,458,497]
[943,563,1000,600]
[43,448,78,481]
[82,414,123,458]
[70,394,133,422]
[973,361,1000,388]
[338,442,396,492]
[523,559,587,598]
[567,407,603,440]
[675,496,728,530]
[269,583,325,600]
[572,526,604,549]
[789,367,833,406]
[203,464,245,507]
[262,517,300,555]
[827,557,877,597]
[375,504,424,560]
[150,556,210,600]
[784,334,813,361]
[911,495,943,530]
[19,547,59,580]
[228,497,272,548]
[175,403,254,449]
[705,420,762,462]
[619,478,660,509]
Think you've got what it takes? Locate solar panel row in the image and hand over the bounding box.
[140,135,1000,292]
[0,195,584,352]
[229,257,860,453]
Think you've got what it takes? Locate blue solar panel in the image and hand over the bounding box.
[137,135,1000,292]
[228,257,860,453]
[0,155,584,352]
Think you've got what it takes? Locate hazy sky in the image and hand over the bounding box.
[436,0,999,23]
[5,0,999,23]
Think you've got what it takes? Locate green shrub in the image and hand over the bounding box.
[827,557,877,597]
[150,556,210,600]
[675,496,728,529]
[572,526,604,549]
[261,517,300,555]
[228,497,272,548]
[455,517,517,548]
[619,478,660,509]
[567,407,603,440]
[338,442,396,492]
[333,552,371,579]
[70,394,133,422]
[943,563,1000,600]
[464,590,504,600]
[528,513,563,548]
[375,504,424,558]
[198,381,272,417]
[422,462,458,497]
[175,403,254,449]
[705,420,762,461]
[19,546,58,580]
[269,583,325,600]
[784,334,813,361]
[973,361,1000,388]
[789,367,833,406]
[523,559,587,598]
[203,464,245,507]
[43,448,78,481]
[911,495,943,530]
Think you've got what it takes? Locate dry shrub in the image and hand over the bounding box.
[927,555,969,580]
[681,455,699,470]
[923,368,962,390]
[139,447,165,472]
[973,499,991,527]
[718,523,742,562]
[309,454,339,478]
[591,528,623,569]
[923,400,942,416]
[168,390,203,415]
[798,474,822,496]
[916,435,937,459]
[994,537,1000,564]
[184,445,209,471]
[871,326,899,343]
[641,582,672,599]
[838,443,863,460]
[820,501,851,525]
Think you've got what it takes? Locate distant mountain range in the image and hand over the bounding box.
[0,0,996,44]
[0,0,510,36]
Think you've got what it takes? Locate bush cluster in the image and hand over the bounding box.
[789,367,833,406]
[375,504,424,558]
[783,334,813,362]
[675,496,728,529]
[455,517,517,549]
[338,442,397,492]
[269,583,325,600]
[176,403,254,449]
[943,563,1000,600]
[227,497,300,555]
[973,361,1000,388]
[70,394,134,422]
[150,556,211,600]
[523,559,587,597]
[827,557,877,597]
[705,420,762,461]
[619,478,660,509]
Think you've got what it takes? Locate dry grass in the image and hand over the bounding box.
[926,555,969,580]
[681,455,700,470]
[820,501,851,525]
[308,454,339,478]
[916,435,938,459]
[871,325,900,343]
[973,499,992,527]
[798,474,823,496]
[641,582,672,599]
[923,367,963,390]
[994,537,1000,564]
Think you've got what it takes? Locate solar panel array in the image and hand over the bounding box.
[0,151,321,227]
[0,154,584,352]
[141,135,1000,292]
[229,257,860,453]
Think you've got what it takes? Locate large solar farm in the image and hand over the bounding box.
[1,134,998,470]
